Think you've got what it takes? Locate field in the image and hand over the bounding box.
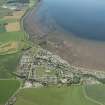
[5,22,20,32]
[0,1,28,78]
[0,0,35,79]
[85,85,105,105]
[15,86,98,105]
[0,7,12,18]
[4,11,25,32]
[4,11,25,20]
[0,18,17,33]
[36,65,56,77]
[0,31,25,42]
[0,18,17,25]
[0,42,18,55]
[0,31,26,78]
[0,31,26,51]
[0,80,20,105]
[0,52,22,78]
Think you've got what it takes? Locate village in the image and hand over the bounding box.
[1,0,105,105]
[16,46,105,88]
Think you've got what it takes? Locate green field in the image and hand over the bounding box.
[0,29,27,76]
[0,18,17,24]
[0,7,12,18]
[85,85,105,105]
[0,0,28,78]
[0,0,12,18]
[0,31,25,43]
[0,28,26,78]
[15,86,98,105]
[36,65,56,77]
[0,80,20,105]
[0,31,26,78]
[0,52,22,78]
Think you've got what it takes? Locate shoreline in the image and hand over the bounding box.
[21,0,40,40]
[23,0,105,71]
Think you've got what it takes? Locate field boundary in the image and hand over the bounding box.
[82,86,103,105]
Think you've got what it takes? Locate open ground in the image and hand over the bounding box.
[0,79,20,105]
[0,0,30,78]
[15,86,100,105]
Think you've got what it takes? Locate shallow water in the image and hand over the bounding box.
[24,0,105,71]
[34,0,105,41]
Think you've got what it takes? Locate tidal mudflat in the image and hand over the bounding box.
[23,0,105,71]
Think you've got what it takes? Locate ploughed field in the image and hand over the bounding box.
[15,86,100,105]
[0,80,20,105]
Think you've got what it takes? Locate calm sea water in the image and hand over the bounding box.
[34,0,105,41]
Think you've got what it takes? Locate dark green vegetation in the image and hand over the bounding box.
[85,85,105,105]
[0,53,21,78]
[0,80,20,105]
[15,86,98,105]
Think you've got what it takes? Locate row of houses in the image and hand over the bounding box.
[17,47,105,86]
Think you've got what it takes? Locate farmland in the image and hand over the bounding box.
[0,80,20,105]
[0,53,22,78]
[0,31,26,78]
[0,31,25,42]
[0,0,29,78]
[85,84,105,105]
[1,1,105,105]
[0,7,12,18]
[15,86,99,105]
